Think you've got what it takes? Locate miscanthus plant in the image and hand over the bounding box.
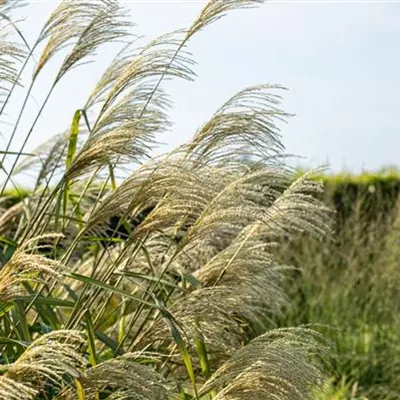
[0,1,334,399]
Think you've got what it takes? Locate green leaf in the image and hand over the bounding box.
[118,301,126,345]
[0,302,14,317]
[0,237,17,263]
[109,164,117,191]
[0,236,17,247]
[195,336,211,379]
[182,273,202,289]
[152,295,199,399]
[115,270,182,290]
[66,110,81,170]
[0,337,30,348]
[63,109,81,225]
[75,378,86,400]
[16,295,75,308]
[12,300,31,342]
[84,236,123,244]
[95,331,124,356]
[65,272,159,310]
[85,310,98,366]
[180,387,191,399]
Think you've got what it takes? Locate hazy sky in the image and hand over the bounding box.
[2,0,400,181]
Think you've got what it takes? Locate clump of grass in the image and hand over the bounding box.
[0,1,334,398]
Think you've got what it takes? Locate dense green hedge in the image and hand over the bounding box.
[3,171,400,223]
[1,187,30,207]
[317,171,400,223]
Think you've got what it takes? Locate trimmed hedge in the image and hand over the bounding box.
[317,171,400,223]
[0,187,30,208]
[3,171,400,224]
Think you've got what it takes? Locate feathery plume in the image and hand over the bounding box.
[0,234,61,302]
[0,376,37,400]
[34,0,130,81]
[187,0,264,39]
[3,331,85,393]
[84,44,140,111]
[199,327,331,399]
[0,33,25,102]
[64,31,195,181]
[186,85,289,166]
[98,31,195,114]
[60,353,170,400]
[187,169,332,248]
[145,169,332,367]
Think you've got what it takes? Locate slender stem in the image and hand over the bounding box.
[0,162,23,196]
[0,79,34,167]
[25,144,69,240]
[0,14,33,54]
[0,17,38,121]
[0,84,56,197]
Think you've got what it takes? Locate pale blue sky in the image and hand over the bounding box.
[2,1,400,182]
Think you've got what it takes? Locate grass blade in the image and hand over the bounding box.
[65,272,159,310]
[85,309,98,366]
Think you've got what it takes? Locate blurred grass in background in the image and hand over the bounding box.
[276,169,400,399]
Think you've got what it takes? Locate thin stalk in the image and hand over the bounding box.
[0,78,34,168]
[1,83,56,196]
[25,144,70,239]
[0,19,38,120]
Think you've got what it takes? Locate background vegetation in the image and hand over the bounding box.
[277,171,400,399]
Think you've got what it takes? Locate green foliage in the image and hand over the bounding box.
[318,170,400,223]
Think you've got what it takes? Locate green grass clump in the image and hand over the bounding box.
[0,1,335,399]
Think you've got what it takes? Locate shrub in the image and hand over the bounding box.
[319,171,400,225]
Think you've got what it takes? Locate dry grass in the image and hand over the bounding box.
[0,1,334,399]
